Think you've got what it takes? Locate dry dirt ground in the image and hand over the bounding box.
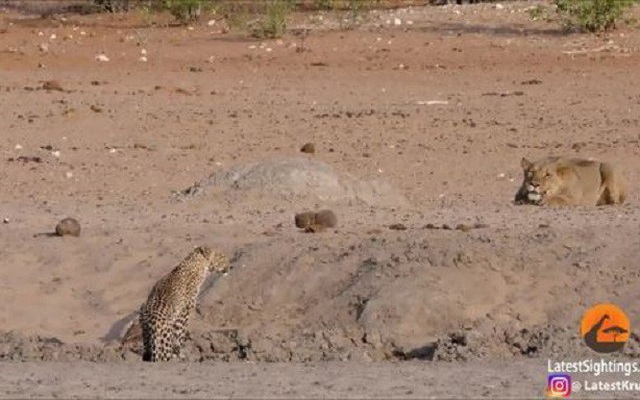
[2,0,640,398]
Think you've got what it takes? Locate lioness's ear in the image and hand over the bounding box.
[521,157,533,171]
[555,166,570,177]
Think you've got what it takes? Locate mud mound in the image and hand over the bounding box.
[190,215,640,362]
[175,157,407,207]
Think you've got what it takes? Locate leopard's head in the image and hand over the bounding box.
[194,246,231,274]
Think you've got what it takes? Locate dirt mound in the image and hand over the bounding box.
[5,206,640,364]
[175,157,408,207]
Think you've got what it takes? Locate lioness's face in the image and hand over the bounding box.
[520,158,563,203]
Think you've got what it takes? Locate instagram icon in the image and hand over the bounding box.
[547,374,572,398]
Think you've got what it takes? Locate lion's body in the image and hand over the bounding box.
[139,246,229,362]
[515,156,627,206]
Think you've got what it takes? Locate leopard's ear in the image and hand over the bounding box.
[521,157,533,171]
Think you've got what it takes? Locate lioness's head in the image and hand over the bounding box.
[518,157,567,204]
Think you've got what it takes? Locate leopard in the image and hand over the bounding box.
[139,246,230,362]
[514,156,627,206]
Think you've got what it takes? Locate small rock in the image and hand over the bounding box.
[521,79,542,85]
[42,80,64,92]
[300,142,315,154]
[2,218,9,224]
[441,224,452,230]
[14,156,42,163]
[38,43,49,53]
[95,53,110,62]
[455,224,472,232]
[394,18,402,26]
[55,217,81,237]
[389,223,407,231]
[294,209,337,233]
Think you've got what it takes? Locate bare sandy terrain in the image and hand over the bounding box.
[1,0,640,397]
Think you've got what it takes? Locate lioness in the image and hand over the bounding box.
[514,156,627,206]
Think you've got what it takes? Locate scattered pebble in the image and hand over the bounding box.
[9,156,42,163]
[424,223,489,231]
[95,53,110,62]
[521,79,542,85]
[389,223,407,231]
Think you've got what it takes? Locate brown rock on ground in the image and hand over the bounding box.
[55,218,81,237]
[294,209,337,233]
[300,143,315,154]
[42,80,64,91]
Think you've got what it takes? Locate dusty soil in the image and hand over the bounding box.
[1,0,640,397]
